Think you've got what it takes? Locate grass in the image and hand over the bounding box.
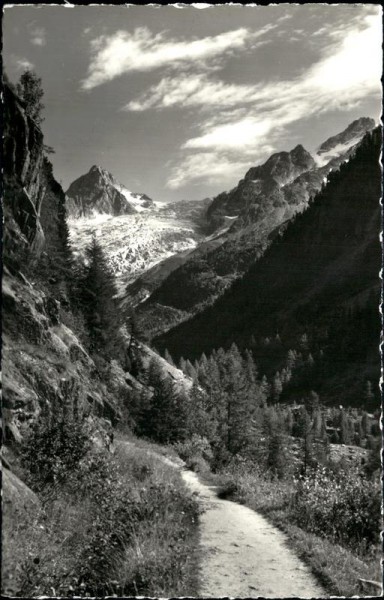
[3,434,200,597]
[207,466,382,597]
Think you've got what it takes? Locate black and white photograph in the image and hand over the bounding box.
[2,3,383,598]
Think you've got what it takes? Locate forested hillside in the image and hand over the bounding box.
[135,119,375,339]
[155,129,382,408]
[2,75,200,598]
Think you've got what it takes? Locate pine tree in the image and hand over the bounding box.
[164,349,175,367]
[80,237,122,358]
[187,382,216,441]
[305,390,320,416]
[267,433,287,479]
[361,411,370,438]
[272,371,283,403]
[16,69,45,124]
[222,344,253,453]
[260,375,270,403]
[285,409,294,435]
[339,408,351,444]
[184,359,197,380]
[287,349,297,369]
[364,380,375,406]
[142,358,187,443]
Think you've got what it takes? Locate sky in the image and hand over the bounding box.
[3,4,382,203]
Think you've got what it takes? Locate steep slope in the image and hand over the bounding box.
[135,118,375,338]
[66,165,154,217]
[3,81,192,457]
[154,128,382,407]
[207,144,315,231]
[315,117,375,165]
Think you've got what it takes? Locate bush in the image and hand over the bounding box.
[173,434,213,467]
[20,380,91,491]
[9,438,200,597]
[290,465,381,552]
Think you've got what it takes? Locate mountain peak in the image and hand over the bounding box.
[317,117,375,160]
[66,167,154,218]
[290,144,307,155]
[89,165,108,176]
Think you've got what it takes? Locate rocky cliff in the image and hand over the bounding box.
[3,84,192,457]
[3,83,47,264]
[207,144,315,230]
[154,128,382,407]
[134,118,376,339]
[66,165,154,217]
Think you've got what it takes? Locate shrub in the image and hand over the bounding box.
[20,379,91,491]
[290,465,381,552]
[173,434,213,466]
[10,438,200,597]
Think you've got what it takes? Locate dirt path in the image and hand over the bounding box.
[119,441,326,597]
[182,470,326,598]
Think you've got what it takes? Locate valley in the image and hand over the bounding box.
[3,7,382,596]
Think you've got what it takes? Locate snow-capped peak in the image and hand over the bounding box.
[314,117,375,167]
[66,166,155,218]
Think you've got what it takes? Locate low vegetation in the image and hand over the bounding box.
[194,453,381,597]
[3,396,200,597]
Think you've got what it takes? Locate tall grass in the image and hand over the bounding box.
[3,438,200,597]
[213,456,381,597]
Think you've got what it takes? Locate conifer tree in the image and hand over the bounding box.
[17,69,45,124]
[184,359,197,380]
[260,375,271,403]
[285,409,294,435]
[306,390,320,416]
[80,237,122,358]
[364,380,375,406]
[142,358,187,443]
[164,349,175,366]
[272,371,283,403]
[287,349,297,369]
[267,432,287,479]
[339,408,351,444]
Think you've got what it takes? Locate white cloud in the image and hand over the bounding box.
[183,118,273,151]
[126,12,381,121]
[166,152,254,190]
[124,73,265,112]
[29,25,46,46]
[82,26,252,89]
[305,14,382,94]
[165,11,381,189]
[13,57,35,71]
[168,13,381,159]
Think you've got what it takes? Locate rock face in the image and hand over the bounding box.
[154,128,381,407]
[66,165,154,217]
[135,118,376,339]
[207,119,375,232]
[3,82,193,446]
[316,117,375,163]
[3,83,46,260]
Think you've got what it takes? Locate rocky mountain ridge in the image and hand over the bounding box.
[66,165,155,218]
[3,81,192,464]
[132,117,376,338]
[316,117,376,163]
[154,128,381,407]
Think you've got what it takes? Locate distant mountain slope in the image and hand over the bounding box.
[206,144,315,231]
[66,165,154,217]
[154,128,381,407]
[135,118,375,338]
[315,117,375,165]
